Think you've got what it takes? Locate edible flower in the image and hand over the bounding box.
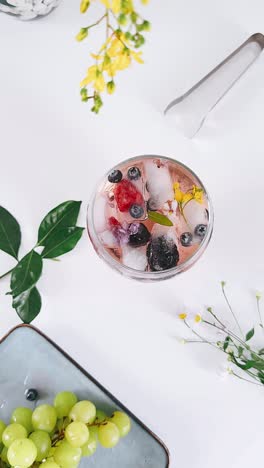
[178,313,187,320]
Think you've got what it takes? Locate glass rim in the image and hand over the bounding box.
[87,154,214,280]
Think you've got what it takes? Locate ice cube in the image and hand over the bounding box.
[122,245,147,271]
[93,195,107,233]
[151,224,178,244]
[99,230,118,248]
[183,200,207,231]
[144,160,174,209]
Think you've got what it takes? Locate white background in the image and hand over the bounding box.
[1,1,264,467]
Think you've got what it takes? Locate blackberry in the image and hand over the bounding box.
[129,223,151,247]
[147,236,179,271]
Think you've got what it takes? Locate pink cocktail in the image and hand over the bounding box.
[87,155,213,281]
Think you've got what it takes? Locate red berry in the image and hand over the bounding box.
[114,180,143,212]
[109,216,120,227]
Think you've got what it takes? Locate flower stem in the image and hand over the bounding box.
[256,296,264,330]
[221,282,243,337]
[232,370,263,387]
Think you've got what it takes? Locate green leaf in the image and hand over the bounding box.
[223,336,230,351]
[12,287,41,323]
[147,211,173,227]
[0,206,21,259]
[11,250,43,297]
[245,328,255,342]
[259,348,264,355]
[258,372,264,385]
[41,227,84,259]
[37,201,82,246]
[231,355,254,370]
[238,346,244,358]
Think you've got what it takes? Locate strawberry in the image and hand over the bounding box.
[114,180,143,212]
[108,216,120,227]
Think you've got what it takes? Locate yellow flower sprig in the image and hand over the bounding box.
[77,0,150,113]
[173,183,203,222]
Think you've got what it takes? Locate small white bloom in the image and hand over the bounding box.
[218,362,234,380]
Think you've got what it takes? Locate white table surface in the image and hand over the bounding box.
[1,1,264,467]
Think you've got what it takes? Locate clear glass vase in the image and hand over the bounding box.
[0,0,61,20]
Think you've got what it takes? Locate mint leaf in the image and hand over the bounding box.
[147,211,173,227]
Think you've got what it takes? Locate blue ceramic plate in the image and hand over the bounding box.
[0,325,170,467]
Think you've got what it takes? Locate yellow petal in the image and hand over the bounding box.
[80,0,90,13]
[112,0,121,14]
[182,193,193,204]
[194,314,202,323]
[178,313,187,320]
[99,0,111,6]
[86,65,97,78]
[108,39,121,57]
[131,51,144,64]
[94,74,106,92]
[115,53,131,70]
[80,76,93,87]
[91,53,102,60]
[192,186,203,203]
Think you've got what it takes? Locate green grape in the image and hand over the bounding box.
[81,428,97,457]
[0,420,6,441]
[1,446,8,464]
[65,421,89,448]
[95,409,107,423]
[40,462,60,468]
[32,405,57,433]
[54,391,77,419]
[69,401,96,424]
[29,430,51,461]
[2,423,28,447]
[98,421,120,448]
[11,407,33,433]
[54,440,81,468]
[7,438,37,467]
[110,411,131,437]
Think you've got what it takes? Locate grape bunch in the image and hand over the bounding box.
[0,391,131,467]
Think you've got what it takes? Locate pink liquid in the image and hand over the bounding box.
[92,156,210,273]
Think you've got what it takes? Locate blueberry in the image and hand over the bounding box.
[147,236,179,271]
[129,223,151,247]
[127,166,141,181]
[195,224,207,238]
[108,169,123,183]
[25,388,39,401]
[180,232,193,247]
[129,204,144,219]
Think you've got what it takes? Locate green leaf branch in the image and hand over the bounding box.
[179,283,264,387]
[0,201,84,324]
